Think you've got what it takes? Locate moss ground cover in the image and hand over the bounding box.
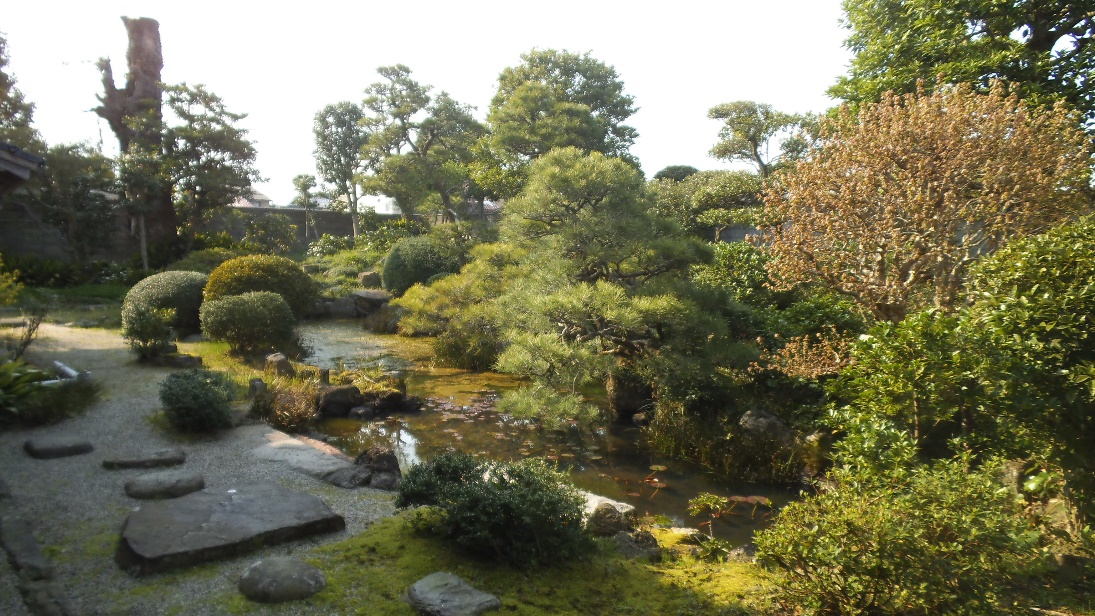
[222,512,770,615]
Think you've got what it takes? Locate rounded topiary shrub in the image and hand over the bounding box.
[381,236,460,297]
[200,291,298,354]
[396,453,592,568]
[122,270,209,333]
[159,368,235,432]
[204,255,317,317]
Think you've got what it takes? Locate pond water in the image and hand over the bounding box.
[300,320,799,546]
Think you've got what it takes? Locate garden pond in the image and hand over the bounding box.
[300,320,798,546]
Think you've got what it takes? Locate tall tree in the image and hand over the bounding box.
[95,17,175,267]
[831,0,1095,127]
[480,50,638,198]
[761,82,1092,324]
[708,102,810,178]
[162,83,260,250]
[34,144,118,262]
[362,65,482,222]
[313,102,369,236]
[0,33,43,152]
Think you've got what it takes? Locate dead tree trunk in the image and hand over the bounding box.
[95,16,177,269]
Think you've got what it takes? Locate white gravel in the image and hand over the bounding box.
[0,325,397,615]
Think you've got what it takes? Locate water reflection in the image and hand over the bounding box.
[300,320,797,545]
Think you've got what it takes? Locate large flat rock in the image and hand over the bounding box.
[23,435,93,459]
[116,482,345,576]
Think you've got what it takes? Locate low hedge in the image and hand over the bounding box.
[200,291,298,354]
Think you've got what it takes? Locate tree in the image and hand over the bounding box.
[362,65,483,222]
[708,101,807,178]
[34,144,118,262]
[162,83,261,249]
[650,170,763,240]
[95,17,176,268]
[761,82,1091,324]
[291,173,317,240]
[313,102,369,236]
[480,49,638,197]
[0,33,43,151]
[652,165,699,182]
[831,0,1095,128]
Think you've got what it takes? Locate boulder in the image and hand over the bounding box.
[23,435,93,459]
[406,572,501,616]
[612,530,661,562]
[327,297,359,318]
[586,501,633,536]
[103,447,187,470]
[348,406,377,421]
[248,378,267,399]
[358,271,381,288]
[727,542,757,562]
[354,446,401,474]
[368,472,401,491]
[265,353,295,378]
[580,492,635,532]
[116,482,345,576]
[322,465,373,489]
[125,469,205,500]
[365,389,406,412]
[318,385,365,418]
[351,289,392,314]
[238,557,326,603]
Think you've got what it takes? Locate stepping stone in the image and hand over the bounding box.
[23,435,93,459]
[0,516,54,581]
[103,447,187,470]
[407,572,501,616]
[124,469,205,500]
[116,481,345,576]
[238,557,326,603]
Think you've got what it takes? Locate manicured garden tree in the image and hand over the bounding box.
[761,81,1091,324]
[381,235,461,297]
[121,270,208,358]
[199,291,298,355]
[204,254,317,318]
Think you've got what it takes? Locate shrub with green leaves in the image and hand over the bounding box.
[755,456,1042,615]
[121,305,175,360]
[381,235,460,297]
[0,359,51,424]
[204,254,317,317]
[239,213,298,256]
[158,368,236,432]
[122,270,209,333]
[200,292,298,354]
[396,453,592,569]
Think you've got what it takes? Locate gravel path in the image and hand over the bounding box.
[0,325,397,615]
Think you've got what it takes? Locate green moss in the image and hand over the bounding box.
[219,511,769,615]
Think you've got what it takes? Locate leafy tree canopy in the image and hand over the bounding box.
[762,81,1091,324]
[0,33,42,151]
[708,101,814,178]
[313,102,369,235]
[33,144,118,262]
[831,0,1095,127]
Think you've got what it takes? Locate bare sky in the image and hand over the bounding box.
[4,1,851,205]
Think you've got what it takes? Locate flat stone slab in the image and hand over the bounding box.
[103,447,187,470]
[124,469,205,500]
[238,557,326,603]
[406,572,501,616]
[116,481,345,576]
[23,435,93,459]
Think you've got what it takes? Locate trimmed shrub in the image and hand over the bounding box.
[121,305,175,360]
[205,255,317,317]
[122,270,208,333]
[381,236,460,297]
[396,453,592,569]
[200,292,297,354]
[159,368,235,432]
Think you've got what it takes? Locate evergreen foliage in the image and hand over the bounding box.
[204,254,317,317]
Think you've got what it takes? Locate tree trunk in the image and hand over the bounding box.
[606,371,653,424]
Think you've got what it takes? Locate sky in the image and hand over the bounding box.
[4,1,853,205]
